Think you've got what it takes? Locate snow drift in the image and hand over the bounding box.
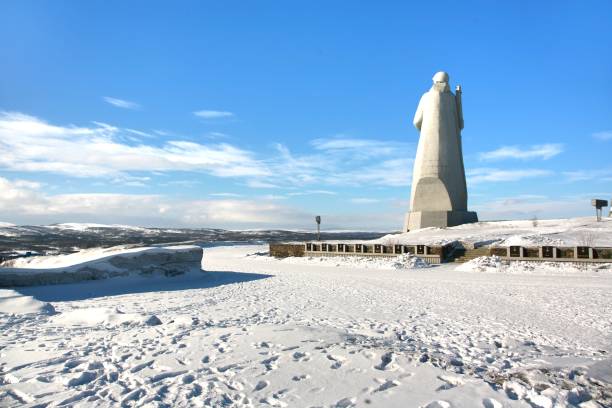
[374,216,612,247]
[0,245,203,287]
[0,289,55,315]
[456,255,612,275]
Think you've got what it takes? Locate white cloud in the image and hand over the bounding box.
[245,180,280,189]
[472,194,602,220]
[479,144,563,161]
[350,198,380,204]
[593,130,612,141]
[260,194,287,200]
[562,169,612,182]
[269,139,413,188]
[0,112,414,191]
[0,177,310,228]
[311,137,408,159]
[209,192,242,198]
[349,158,412,187]
[103,97,141,110]
[287,190,337,196]
[467,168,553,184]
[125,128,154,138]
[0,111,268,180]
[193,110,234,119]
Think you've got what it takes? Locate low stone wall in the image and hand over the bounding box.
[270,242,450,264]
[269,244,305,258]
[270,242,612,265]
[490,245,612,263]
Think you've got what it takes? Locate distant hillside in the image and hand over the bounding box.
[0,223,389,257]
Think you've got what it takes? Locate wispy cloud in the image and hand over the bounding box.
[244,179,280,189]
[287,190,337,196]
[562,169,612,182]
[472,194,602,220]
[0,111,268,181]
[593,130,612,141]
[209,192,242,198]
[125,128,154,138]
[467,168,553,184]
[479,144,563,161]
[103,96,141,110]
[311,136,408,160]
[350,198,380,204]
[267,138,413,188]
[0,112,414,191]
[0,176,310,228]
[194,110,234,119]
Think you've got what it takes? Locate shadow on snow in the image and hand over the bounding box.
[18,270,272,302]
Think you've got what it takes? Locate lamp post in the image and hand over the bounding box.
[592,199,608,222]
[315,216,321,241]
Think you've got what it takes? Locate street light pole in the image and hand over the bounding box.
[315,216,321,241]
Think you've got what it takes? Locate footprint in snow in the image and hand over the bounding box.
[327,354,346,369]
[201,354,214,364]
[374,352,397,371]
[482,398,503,408]
[292,374,309,382]
[292,351,310,361]
[262,355,280,370]
[254,380,269,391]
[421,401,451,408]
[182,374,195,384]
[62,371,97,387]
[334,397,356,408]
[373,379,400,393]
[435,375,464,391]
[259,396,288,407]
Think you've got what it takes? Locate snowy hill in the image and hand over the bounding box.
[0,223,386,258]
[375,216,612,247]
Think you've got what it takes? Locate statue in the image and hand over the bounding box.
[403,71,478,230]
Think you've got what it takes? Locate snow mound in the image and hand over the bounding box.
[0,289,55,315]
[376,216,612,247]
[51,307,162,327]
[391,253,431,269]
[455,256,504,273]
[456,256,612,275]
[0,245,203,287]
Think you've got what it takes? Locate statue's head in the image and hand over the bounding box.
[432,71,449,84]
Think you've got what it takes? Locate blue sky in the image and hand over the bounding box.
[0,1,611,230]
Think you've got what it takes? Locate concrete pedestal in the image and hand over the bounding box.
[404,210,478,231]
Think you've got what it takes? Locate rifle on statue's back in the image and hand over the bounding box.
[455,85,464,130]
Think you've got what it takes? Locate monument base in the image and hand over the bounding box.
[403,210,478,231]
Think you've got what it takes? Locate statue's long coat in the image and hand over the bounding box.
[410,83,468,212]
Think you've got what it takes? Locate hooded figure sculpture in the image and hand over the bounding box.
[403,71,478,230]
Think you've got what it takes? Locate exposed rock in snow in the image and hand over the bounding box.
[0,245,203,286]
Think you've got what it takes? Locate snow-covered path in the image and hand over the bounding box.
[1,245,611,407]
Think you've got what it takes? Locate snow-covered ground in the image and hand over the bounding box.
[1,244,611,407]
[374,217,612,247]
